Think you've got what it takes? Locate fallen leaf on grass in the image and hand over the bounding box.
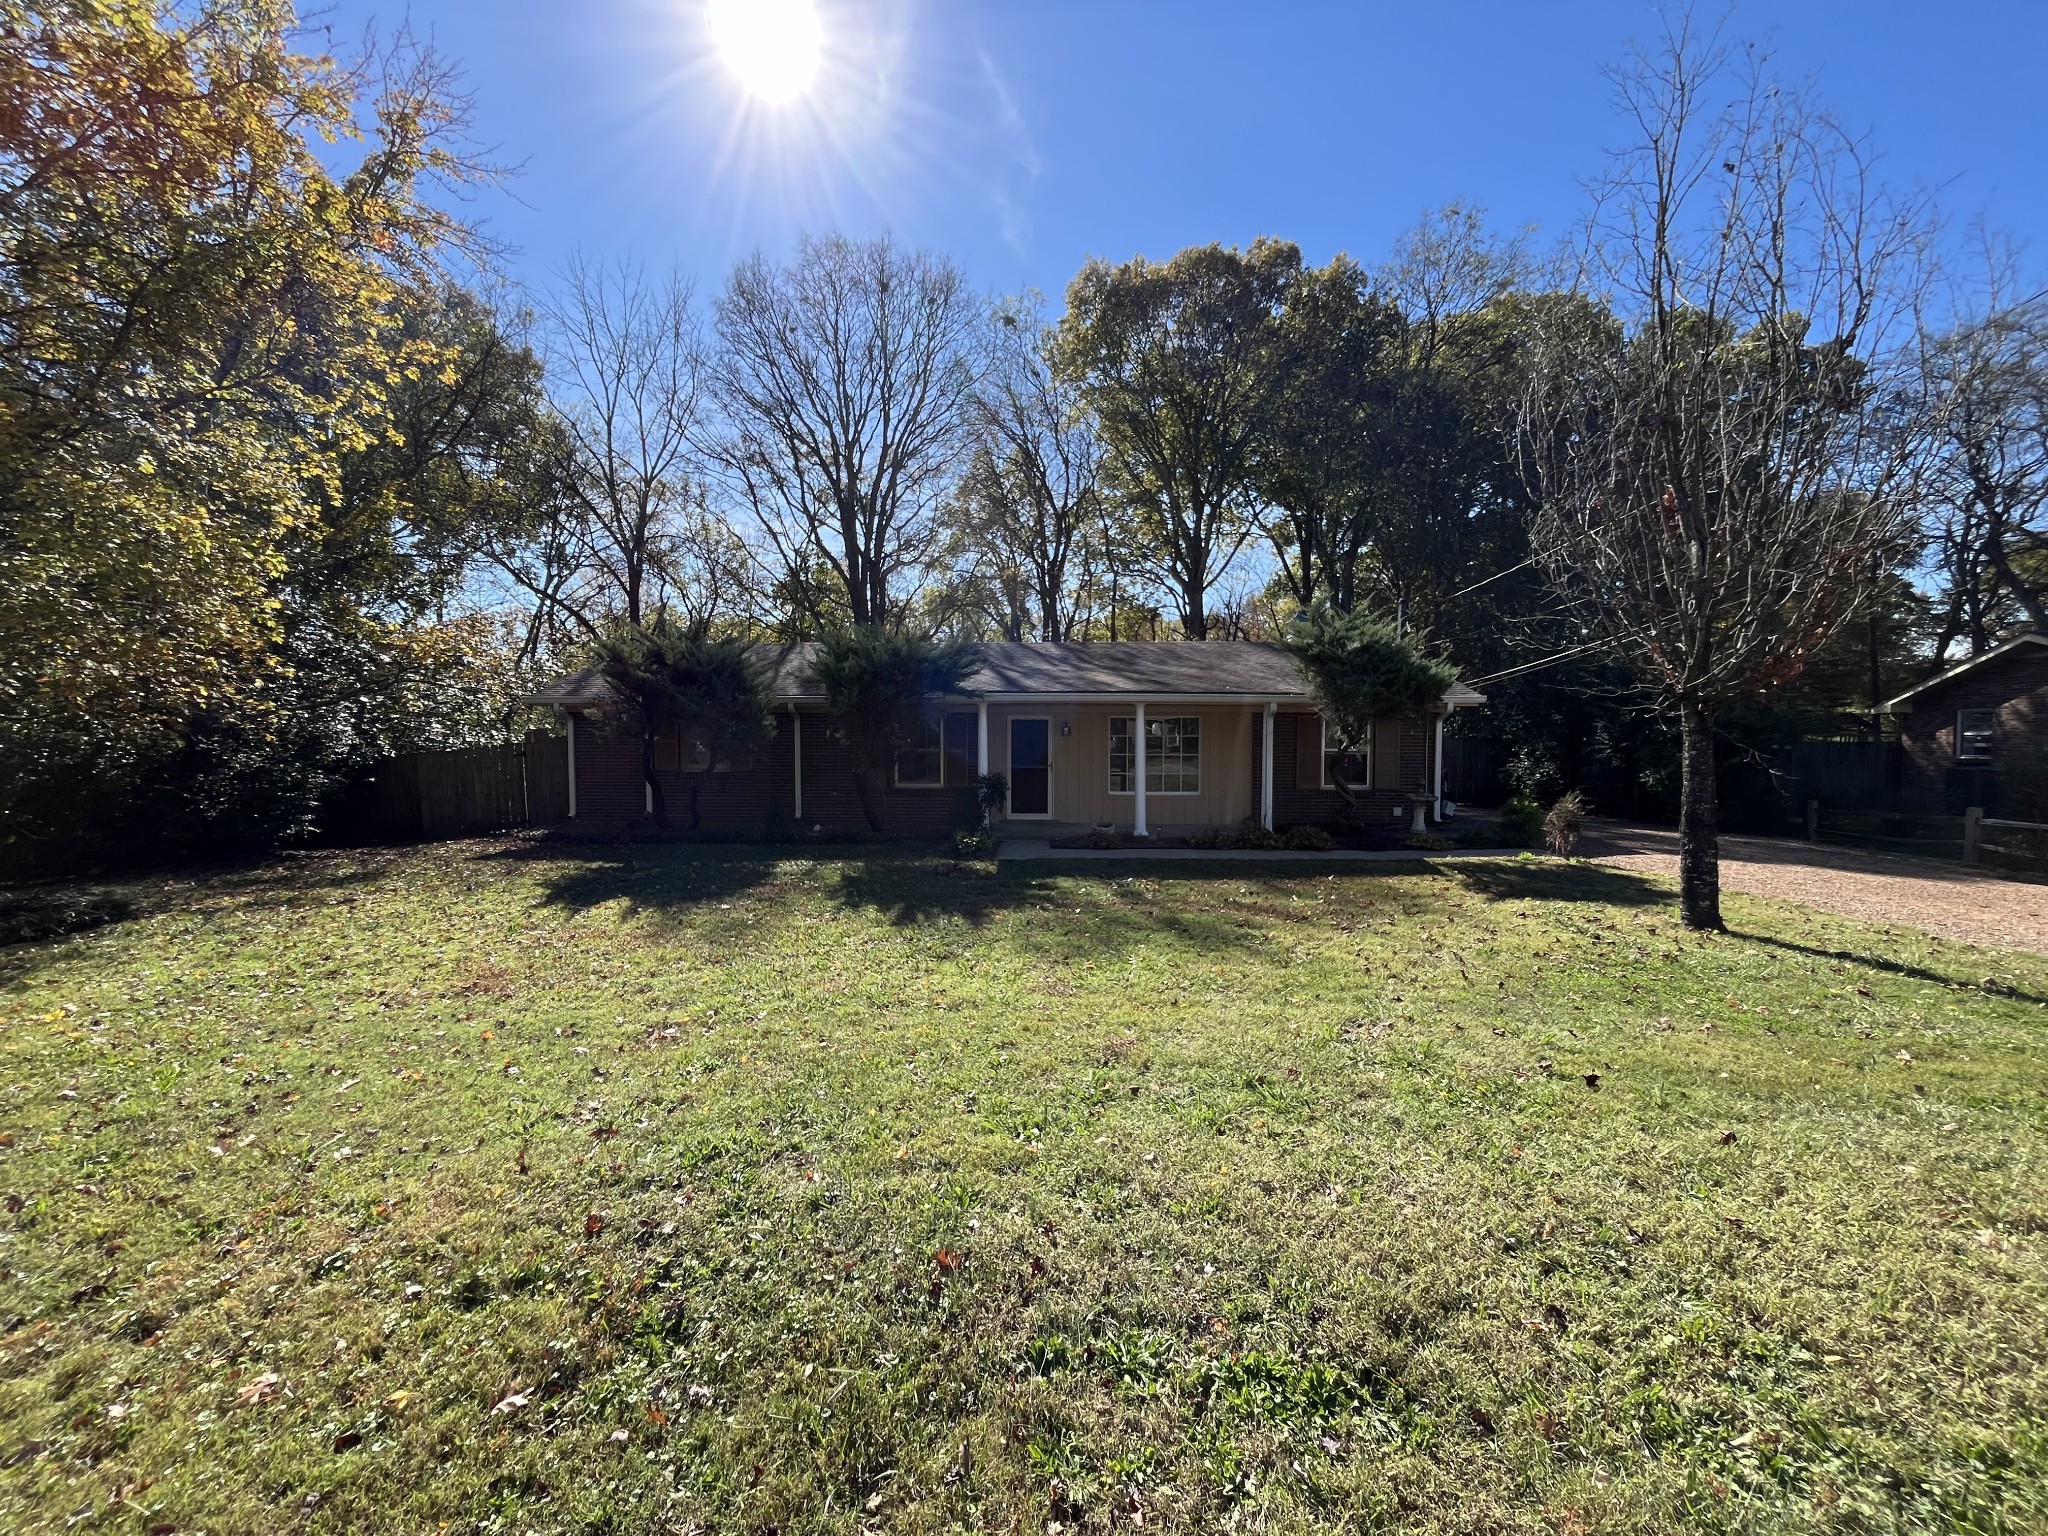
[235,1373,282,1408]
[331,1430,361,1452]
[491,1390,529,1416]
[1717,1130,1738,1146]
[584,1213,604,1238]
[1582,1073,1600,1090]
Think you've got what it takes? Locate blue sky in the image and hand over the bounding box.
[322,0,2048,303]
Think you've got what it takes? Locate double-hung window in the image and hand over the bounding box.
[1322,717,1371,789]
[654,727,719,773]
[1956,709,1995,763]
[894,716,945,787]
[895,711,979,787]
[1109,715,1201,794]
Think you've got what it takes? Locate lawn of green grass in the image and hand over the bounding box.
[1,841,2044,1535]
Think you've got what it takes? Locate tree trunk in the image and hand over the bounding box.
[687,772,708,831]
[643,732,668,828]
[1678,700,1721,931]
[852,769,883,832]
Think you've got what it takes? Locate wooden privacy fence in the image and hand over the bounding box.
[331,732,569,843]
[1442,736,1506,807]
[1777,739,1901,807]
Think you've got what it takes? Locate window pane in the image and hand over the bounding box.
[1321,717,1369,788]
[942,712,976,786]
[1957,709,1995,762]
[1145,716,1200,793]
[1109,716,1134,793]
[895,716,944,786]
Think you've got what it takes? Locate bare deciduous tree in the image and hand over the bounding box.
[710,234,979,632]
[544,257,707,629]
[954,293,1104,642]
[1518,11,1932,930]
[1921,234,2048,655]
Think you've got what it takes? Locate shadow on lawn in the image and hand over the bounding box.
[507,842,1282,959]
[1732,930,2048,1005]
[511,841,1061,932]
[1446,858,1671,907]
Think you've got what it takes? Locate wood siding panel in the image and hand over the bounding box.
[993,704,1257,829]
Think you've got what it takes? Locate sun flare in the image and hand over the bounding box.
[707,0,823,104]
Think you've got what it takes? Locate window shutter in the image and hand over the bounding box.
[1293,714,1323,789]
[1373,719,1401,790]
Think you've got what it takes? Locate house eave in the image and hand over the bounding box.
[1878,633,2048,714]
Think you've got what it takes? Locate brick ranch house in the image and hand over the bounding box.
[1880,632,2047,816]
[523,641,1486,838]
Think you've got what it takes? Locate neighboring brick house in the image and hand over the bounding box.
[1880,633,2047,815]
[522,641,1485,838]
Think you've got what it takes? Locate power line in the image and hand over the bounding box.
[1446,556,1539,601]
[1468,636,1617,686]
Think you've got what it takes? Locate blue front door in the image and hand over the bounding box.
[1010,718,1051,816]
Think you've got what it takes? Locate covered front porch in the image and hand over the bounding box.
[977,699,1282,836]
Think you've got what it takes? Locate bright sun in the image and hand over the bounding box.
[707,0,823,104]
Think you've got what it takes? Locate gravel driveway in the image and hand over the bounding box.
[1578,821,2048,956]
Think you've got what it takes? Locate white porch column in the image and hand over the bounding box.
[976,700,990,823]
[564,708,578,819]
[1134,701,1148,837]
[1432,710,1447,821]
[1261,701,1276,831]
[791,706,803,821]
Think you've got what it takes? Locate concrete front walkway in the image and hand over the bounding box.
[996,838,1522,863]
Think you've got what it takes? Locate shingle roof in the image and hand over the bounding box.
[521,641,1486,709]
[1879,632,2048,713]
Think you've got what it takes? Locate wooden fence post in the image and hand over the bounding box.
[1805,799,1819,842]
[1964,805,1984,866]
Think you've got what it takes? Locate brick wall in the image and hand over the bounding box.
[567,711,964,836]
[1897,643,2048,815]
[1269,711,1435,828]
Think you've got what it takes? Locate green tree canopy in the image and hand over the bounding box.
[812,628,972,831]
[1282,603,1458,764]
[0,1,519,864]
[1056,239,1296,639]
[598,618,771,829]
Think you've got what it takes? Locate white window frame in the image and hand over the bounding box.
[1955,708,1995,764]
[1321,716,1373,789]
[1108,715,1136,794]
[1110,714,1200,795]
[893,715,945,788]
